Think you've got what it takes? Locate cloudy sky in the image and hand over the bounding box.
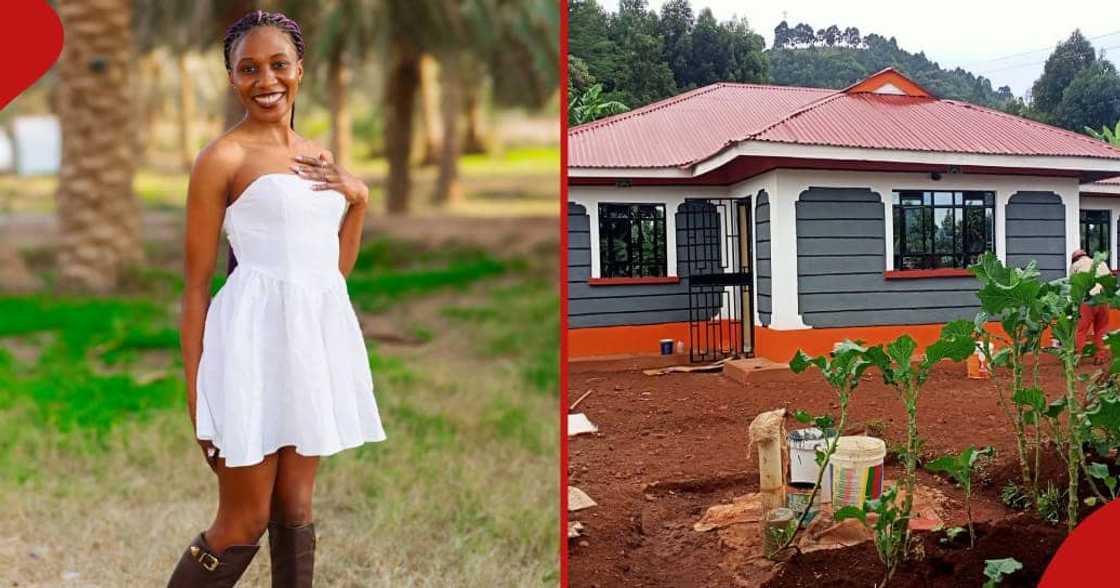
[607,0,1120,97]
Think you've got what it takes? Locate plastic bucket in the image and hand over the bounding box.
[787,427,837,503]
[786,482,821,528]
[659,339,674,355]
[830,436,886,508]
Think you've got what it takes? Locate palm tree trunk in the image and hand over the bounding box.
[55,0,143,292]
[418,54,442,166]
[462,75,487,154]
[177,52,196,171]
[384,37,420,215]
[327,49,352,167]
[433,56,463,206]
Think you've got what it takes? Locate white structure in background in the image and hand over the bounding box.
[0,128,12,172]
[12,115,61,176]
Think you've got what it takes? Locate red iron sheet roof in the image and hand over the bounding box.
[570,74,1120,170]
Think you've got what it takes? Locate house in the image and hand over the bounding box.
[566,68,1120,363]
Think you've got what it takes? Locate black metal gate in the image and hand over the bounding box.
[679,198,753,363]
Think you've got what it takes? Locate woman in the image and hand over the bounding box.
[168,11,386,587]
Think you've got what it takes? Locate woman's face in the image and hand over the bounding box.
[228,27,302,125]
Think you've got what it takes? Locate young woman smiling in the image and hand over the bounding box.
[168,11,386,587]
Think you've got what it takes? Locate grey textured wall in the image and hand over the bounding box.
[755,191,772,325]
[1005,191,1066,281]
[567,200,721,328]
[794,187,982,328]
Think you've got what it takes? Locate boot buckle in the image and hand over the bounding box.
[196,550,220,571]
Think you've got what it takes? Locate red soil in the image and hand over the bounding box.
[567,354,1084,587]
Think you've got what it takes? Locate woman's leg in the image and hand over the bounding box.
[268,446,320,587]
[205,452,280,553]
[270,446,320,524]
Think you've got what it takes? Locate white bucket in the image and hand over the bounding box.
[787,427,837,503]
[830,436,886,508]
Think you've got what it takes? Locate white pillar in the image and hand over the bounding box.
[767,178,809,329]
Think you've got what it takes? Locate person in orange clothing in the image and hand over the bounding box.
[1070,249,1112,364]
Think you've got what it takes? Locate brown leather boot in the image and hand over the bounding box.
[167,531,260,588]
[268,520,317,587]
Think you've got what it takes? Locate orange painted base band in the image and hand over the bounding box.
[569,310,1120,363]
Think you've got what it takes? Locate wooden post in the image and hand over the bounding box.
[750,408,787,514]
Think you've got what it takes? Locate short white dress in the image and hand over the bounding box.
[195,173,386,467]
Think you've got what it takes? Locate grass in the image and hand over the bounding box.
[0,234,559,586]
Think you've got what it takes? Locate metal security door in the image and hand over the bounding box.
[679,198,754,363]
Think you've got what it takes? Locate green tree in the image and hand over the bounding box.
[1053,60,1120,133]
[605,0,676,106]
[688,8,724,87]
[1030,30,1096,119]
[721,16,767,84]
[657,0,694,89]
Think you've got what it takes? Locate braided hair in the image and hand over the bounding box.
[222,10,305,277]
[222,10,305,130]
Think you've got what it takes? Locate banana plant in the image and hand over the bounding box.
[925,446,994,548]
[1086,120,1120,146]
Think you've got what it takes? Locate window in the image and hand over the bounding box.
[1080,210,1110,260]
[598,203,667,278]
[892,191,994,270]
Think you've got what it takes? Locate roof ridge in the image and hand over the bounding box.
[568,82,835,136]
[680,89,847,168]
[568,84,724,135]
[945,99,1120,157]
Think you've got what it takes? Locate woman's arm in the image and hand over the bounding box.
[292,150,369,278]
[338,196,368,278]
[180,145,235,432]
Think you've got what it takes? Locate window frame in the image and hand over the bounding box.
[597,202,669,279]
[1080,209,1110,263]
[891,190,996,271]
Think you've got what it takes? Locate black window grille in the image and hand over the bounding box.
[1080,209,1110,260]
[892,191,994,270]
[598,203,667,278]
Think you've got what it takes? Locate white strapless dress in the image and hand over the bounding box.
[195,173,386,467]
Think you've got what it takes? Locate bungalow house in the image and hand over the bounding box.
[567,68,1120,363]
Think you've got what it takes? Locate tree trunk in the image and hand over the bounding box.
[433,56,463,207]
[462,75,488,154]
[177,52,196,171]
[384,37,420,215]
[418,53,442,166]
[327,49,352,167]
[55,0,143,292]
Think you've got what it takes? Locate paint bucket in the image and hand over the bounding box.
[762,507,797,558]
[659,339,674,355]
[830,436,886,508]
[787,427,837,503]
[786,482,822,528]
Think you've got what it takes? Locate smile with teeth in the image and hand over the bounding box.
[253,92,285,107]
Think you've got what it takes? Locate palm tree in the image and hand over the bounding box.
[133,0,213,170]
[55,0,144,291]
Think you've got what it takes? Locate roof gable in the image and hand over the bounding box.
[841,68,932,98]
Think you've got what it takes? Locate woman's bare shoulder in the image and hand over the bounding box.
[191,135,246,186]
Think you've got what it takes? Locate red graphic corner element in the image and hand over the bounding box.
[0,1,63,111]
[1039,499,1120,585]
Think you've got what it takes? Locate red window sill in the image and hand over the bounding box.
[884,268,974,279]
[588,276,681,285]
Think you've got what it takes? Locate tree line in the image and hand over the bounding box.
[568,0,1120,139]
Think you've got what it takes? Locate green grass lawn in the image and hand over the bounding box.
[0,235,559,586]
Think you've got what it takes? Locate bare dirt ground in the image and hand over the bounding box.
[567,354,1082,587]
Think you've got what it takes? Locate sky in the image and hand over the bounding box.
[607,0,1120,97]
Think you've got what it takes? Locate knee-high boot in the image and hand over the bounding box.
[268,520,317,587]
[167,531,260,587]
